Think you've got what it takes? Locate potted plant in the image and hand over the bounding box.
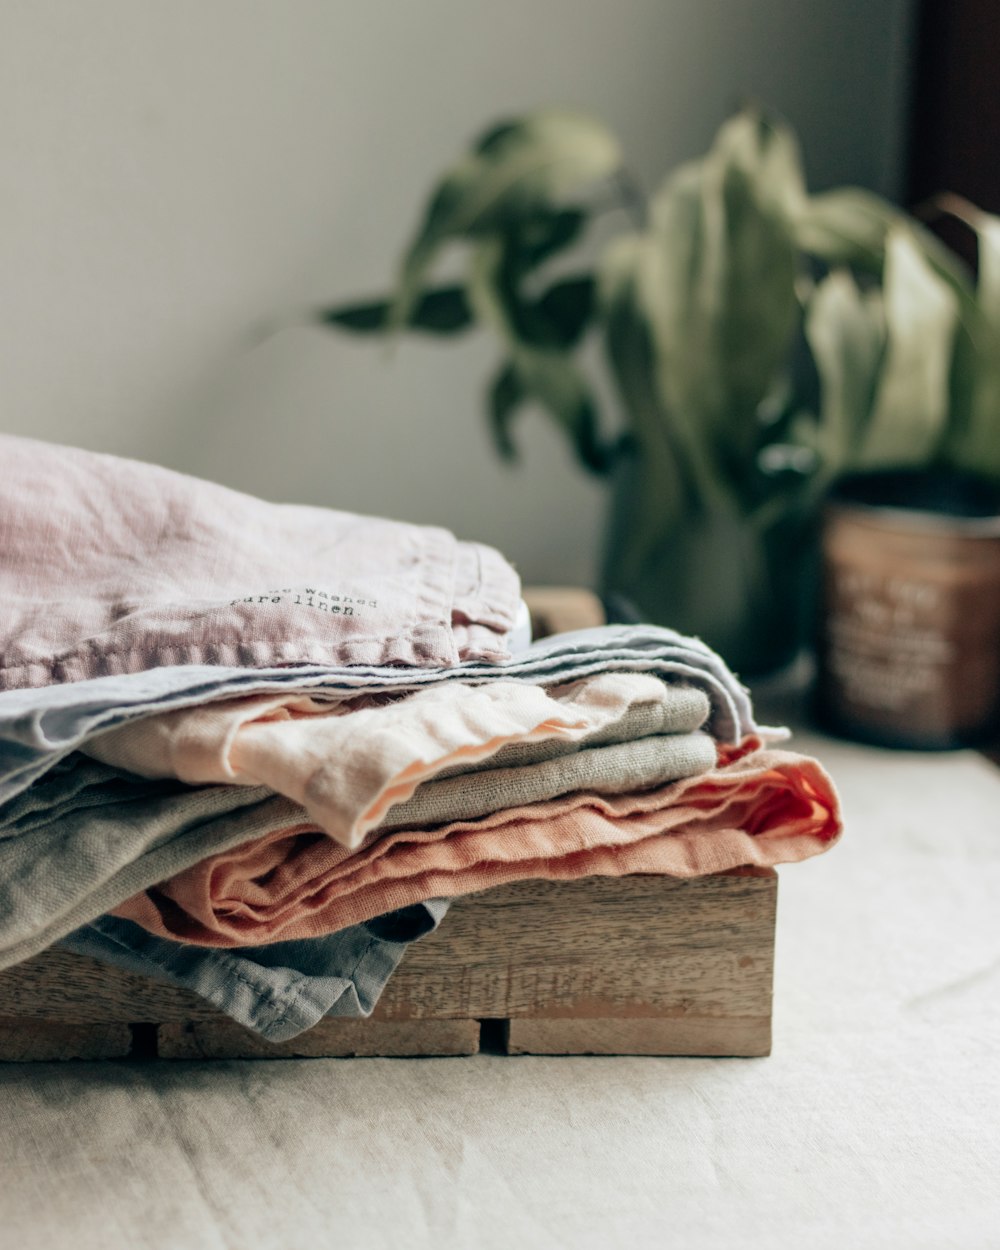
[311,107,1000,674]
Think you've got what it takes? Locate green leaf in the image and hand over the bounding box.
[598,235,690,584]
[479,226,594,351]
[600,238,676,453]
[951,208,1000,474]
[317,285,474,336]
[974,212,1000,323]
[711,108,807,218]
[534,275,595,348]
[802,269,886,479]
[473,119,524,154]
[638,131,800,505]
[859,227,959,467]
[469,238,611,474]
[488,362,524,460]
[796,187,976,301]
[795,192,994,479]
[795,188,903,273]
[966,215,1000,473]
[390,109,621,328]
[517,208,587,268]
[519,350,609,473]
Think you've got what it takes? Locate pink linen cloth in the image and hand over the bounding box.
[0,434,520,689]
[84,674,691,849]
[113,740,841,946]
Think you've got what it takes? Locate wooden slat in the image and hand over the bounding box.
[373,871,778,1024]
[0,1017,131,1061]
[0,949,221,1023]
[507,1015,772,1057]
[157,1017,480,1060]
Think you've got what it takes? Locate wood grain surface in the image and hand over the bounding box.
[0,1017,132,1061]
[157,1017,481,1060]
[0,871,777,1058]
[506,1015,772,1057]
[373,871,777,1023]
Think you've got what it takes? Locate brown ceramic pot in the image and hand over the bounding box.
[815,469,1000,749]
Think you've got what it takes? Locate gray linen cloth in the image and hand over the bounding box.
[0,624,782,807]
[377,730,715,831]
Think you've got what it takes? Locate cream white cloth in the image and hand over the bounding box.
[84,674,710,849]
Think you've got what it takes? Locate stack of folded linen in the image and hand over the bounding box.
[0,434,841,1042]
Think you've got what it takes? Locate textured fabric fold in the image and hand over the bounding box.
[83,674,711,848]
[0,701,715,969]
[0,623,781,809]
[376,731,716,831]
[0,433,520,689]
[0,760,280,969]
[113,742,842,948]
[60,902,449,1042]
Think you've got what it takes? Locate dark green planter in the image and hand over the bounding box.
[599,456,816,677]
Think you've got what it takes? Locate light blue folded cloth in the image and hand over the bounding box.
[0,624,781,808]
[60,904,448,1042]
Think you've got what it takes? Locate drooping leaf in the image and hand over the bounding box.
[488,362,524,460]
[952,208,1000,474]
[469,238,611,474]
[710,162,801,452]
[974,212,1000,323]
[802,269,886,479]
[598,235,690,585]
[796,187,977,308]
[710,108,807,219]
[482,227,595,351]
[895,197,1000,478]
[317,286,473,335]
[859,227,959,467]
[517,208,587,268]
[600,237,680,457]
[795,188,903,273]
[318,302,388,333]
[473,119,523,154]
[514,350,610,473]
[899,199,989,477]
[390,110,621,329]
[966,215,1000,472]
[638,134,800,504]
[533,275,595,348]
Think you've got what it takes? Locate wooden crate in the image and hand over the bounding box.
[0,870,776,1060]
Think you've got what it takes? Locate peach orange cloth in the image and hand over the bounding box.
[113,742,841,947]
[84,674,709,849]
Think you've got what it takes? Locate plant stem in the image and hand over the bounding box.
[616,169,648,229]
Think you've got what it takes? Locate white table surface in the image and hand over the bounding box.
[2,717,998,1250]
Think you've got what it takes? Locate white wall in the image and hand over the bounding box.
[0,0,914,585]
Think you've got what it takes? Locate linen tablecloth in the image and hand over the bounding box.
[1,721,997,1250]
